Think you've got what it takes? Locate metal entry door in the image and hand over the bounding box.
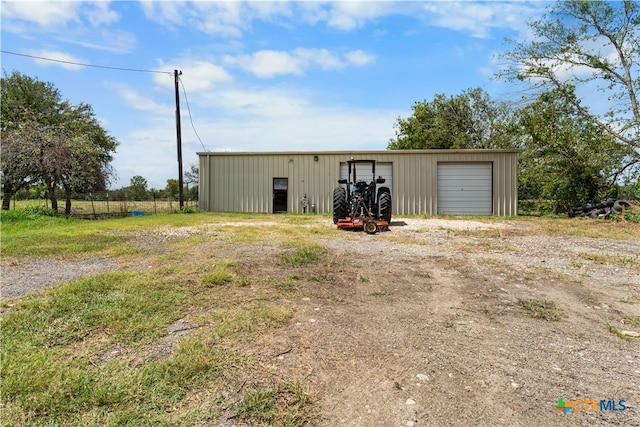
[273,178,288,213]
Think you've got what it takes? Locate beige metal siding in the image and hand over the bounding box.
[198,150,518,216]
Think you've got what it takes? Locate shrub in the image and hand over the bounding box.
[0,205,59,223]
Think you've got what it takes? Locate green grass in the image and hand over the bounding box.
[1,267,300,425]
[517,298,561,321]
[1,209,323,426]
[624,315,639,326]
[1,270,213,424]
[202,268,234,287]
[279,244,326,267]
[524,216,640,240]
[235,382,317,426]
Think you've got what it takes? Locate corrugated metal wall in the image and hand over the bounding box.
[198,150,518,216]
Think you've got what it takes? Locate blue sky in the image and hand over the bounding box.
[1,1,544,190]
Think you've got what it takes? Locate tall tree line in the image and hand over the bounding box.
[2,1,638,216]
[389,0,639,213]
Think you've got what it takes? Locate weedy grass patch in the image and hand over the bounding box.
[526,217,640,240]
[1,211,323,426]
[624,315,639,326]
[368,290,387,297]
[577,252,638,266]
[202,268,234,287]
[1,266,304,426]
[517,298,562,321]
[603,317,630,340]
[235,382,318,426]
[279,243,326,267]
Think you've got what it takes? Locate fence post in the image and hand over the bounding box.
[90,193,97,219]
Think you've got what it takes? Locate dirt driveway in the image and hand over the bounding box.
[249,218,640,426]
[3,217,640,426]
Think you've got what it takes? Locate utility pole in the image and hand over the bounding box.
[174,69,184,209]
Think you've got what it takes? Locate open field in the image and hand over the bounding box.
[1,212,639,426]
[4,198,195,217]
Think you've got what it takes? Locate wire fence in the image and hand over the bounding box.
[3,191,197,219]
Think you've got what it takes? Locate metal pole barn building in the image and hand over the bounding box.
[197,149,518,216]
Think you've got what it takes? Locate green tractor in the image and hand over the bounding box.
[333,159,392,234]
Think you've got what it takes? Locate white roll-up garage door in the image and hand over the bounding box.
[437,163,492,215]
[340,162,392,193]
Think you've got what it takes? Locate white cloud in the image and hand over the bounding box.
[295,2,330,27]
[138,1,408,36]
[2,1,134,53]
[224,48,374,78]
[55,28,138,54]
[324,1,397,31]
[2,1,121,28]
[138,0,185,28]
[134,1,537,44]
[189,1,246,37]
[422,2,539,39]
[196,106,397,153]
[152,59,234,91]
[139,1,268,37]
[26,49,86,71]
[111,83,173,114]
[228,50,306,78]
[211,86,311,118]
[345,50,376,67]
[1,1,81,27]
[85,1,119,26]
[295,48,344,70]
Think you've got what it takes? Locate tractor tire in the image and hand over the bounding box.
[376,187,390,218]
[333,187,347,224]
[378,190,392,222]
[377,186,390,199]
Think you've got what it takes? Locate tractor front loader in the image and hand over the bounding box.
[332,159,392,234]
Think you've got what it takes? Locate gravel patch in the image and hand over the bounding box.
[1,258,118,300]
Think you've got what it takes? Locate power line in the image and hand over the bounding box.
[1,50,172,75]
[179,77,208,152]
[3,49,207,150]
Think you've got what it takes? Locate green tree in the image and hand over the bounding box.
[515,88,628,213]
[388,88,514,150]
[128,175,149,200]
[498,0,640,174]
[184,163,199,201]
[1,71,118,212]
[164,179,179,200]
[1,70,61,210]
[60,103,117,212]
[1,127,36,209]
